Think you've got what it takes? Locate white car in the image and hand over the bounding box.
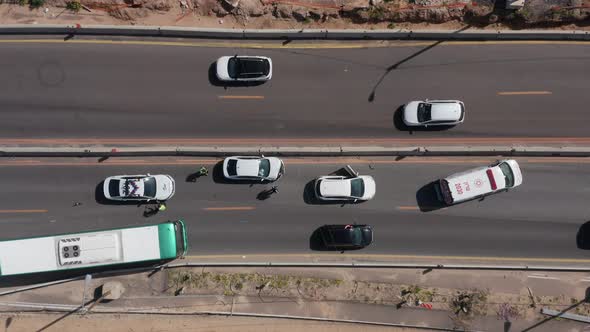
[223,156,284,181]
[215,55,272,82]
[103,174,175,201]
[403,100,465,127]
[314,175,376,202]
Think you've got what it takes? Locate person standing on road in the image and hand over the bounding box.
[158,202,167,212]
[198,166,209,177]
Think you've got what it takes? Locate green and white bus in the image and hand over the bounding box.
[0,220,188,277]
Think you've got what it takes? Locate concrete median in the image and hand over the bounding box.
[1,145,590,157]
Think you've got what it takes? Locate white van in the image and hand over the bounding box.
[436,159,523,205]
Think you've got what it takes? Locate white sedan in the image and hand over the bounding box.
[402,100,465,127]
[103,174,175,201]
[223,156,284,181]
[215,55,272,82]
[314,175,376,202]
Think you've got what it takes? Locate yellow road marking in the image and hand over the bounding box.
[397,206,419,210]
[0,39,588,49]
[185,253,590,264]
[0,209,48,213]
[497,91,552,96]
[218,95,265,100]
[203,206,256,211]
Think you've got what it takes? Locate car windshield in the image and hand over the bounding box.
[227,159,238,176]
[143,177,157,198]
[349,228,363,246]
[361,228,373,246]
[108,180,121,197]
[258,159,271,178]
[498,162,515,188]
[227,57,239,79]
[350,178,365,198]
[417,103,432,123]
[332,228,363,246]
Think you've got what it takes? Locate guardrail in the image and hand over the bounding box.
[1,24,590,41]
[166,262,590,272]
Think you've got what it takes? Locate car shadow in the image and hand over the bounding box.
[309,227,328,251]
[94,181,149,206]
[393,105,457,133]
[577,221,590,250]
[208,62,266,88]
[415,181,447,212]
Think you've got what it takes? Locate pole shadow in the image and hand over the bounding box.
[521,287,590,332]
[368,25,472,103]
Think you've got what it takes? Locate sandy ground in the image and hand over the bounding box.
[1,3,588,31]
[1,266,590,331]
[0,313,417,332]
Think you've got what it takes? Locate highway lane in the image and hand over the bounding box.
[0,157,588,260]
[0,40,588,141]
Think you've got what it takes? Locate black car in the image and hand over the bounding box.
[318,224,373,250]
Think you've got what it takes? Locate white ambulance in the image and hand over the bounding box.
[436,159,523,205]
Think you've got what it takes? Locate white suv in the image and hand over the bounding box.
[403,99,465,127]
[216,55,272,82]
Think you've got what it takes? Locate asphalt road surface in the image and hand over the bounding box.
[0,39,589,141]
[0,157,588,260]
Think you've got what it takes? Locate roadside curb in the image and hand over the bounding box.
[2,145,590,157]
[166,262,590,272]
[1,24,590,41]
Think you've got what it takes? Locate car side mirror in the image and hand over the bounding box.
[353,199,358,203]
[261,154,265,158]
[147,173,151,176]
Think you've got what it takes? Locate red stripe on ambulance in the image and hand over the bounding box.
[486,169,497,191]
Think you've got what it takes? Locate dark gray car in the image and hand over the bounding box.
[318,224,373,250]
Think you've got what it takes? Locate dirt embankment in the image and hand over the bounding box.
[5,0,590,30]
[168,269,590,329]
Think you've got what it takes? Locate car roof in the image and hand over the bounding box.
[319,178,351,197]
[429,102,462,121]
[321,225,372,245]
[235,158,261,177]
[234,57,270,75]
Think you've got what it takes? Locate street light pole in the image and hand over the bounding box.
[80,274,92,313]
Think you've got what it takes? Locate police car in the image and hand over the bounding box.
[103,174,175,201]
